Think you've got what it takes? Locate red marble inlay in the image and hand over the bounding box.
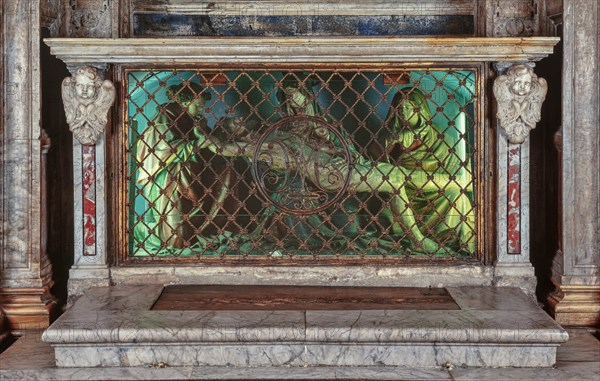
[507,145,521,254]
[82,145,96,256]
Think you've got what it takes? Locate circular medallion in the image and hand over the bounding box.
[252,116,353,214]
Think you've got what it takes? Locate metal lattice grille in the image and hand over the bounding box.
[125,68,478,261]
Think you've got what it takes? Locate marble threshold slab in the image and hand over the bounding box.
[42,286,568,368]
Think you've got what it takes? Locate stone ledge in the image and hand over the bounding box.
[109,265,495,288]
[42,286,568,368]
[44,37,560,65]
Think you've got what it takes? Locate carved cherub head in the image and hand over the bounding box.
[73,66,102,105]
[506,64,534,97]
[62,66,116,145]
[493,64,548,144]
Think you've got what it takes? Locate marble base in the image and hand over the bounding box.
[65,265,506,303]
[3,362,600,381]
[43,286,568,368]
[0,287,57,331]
[66,266,110,307]
[52,343,560,368]
[493,263,537,299]
[109,265,495,288]
[4,328,599,381]
[547,284,600,326]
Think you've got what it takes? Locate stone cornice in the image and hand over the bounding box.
[44,37,560,65]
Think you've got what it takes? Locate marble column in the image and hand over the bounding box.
[493,63,549,298]
[0,0,56,331]
[548,0,600,326]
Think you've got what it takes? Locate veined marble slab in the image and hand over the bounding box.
[52,343,558,368]
[43,285,568,368]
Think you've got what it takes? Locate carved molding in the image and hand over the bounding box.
[0,287,57,331]
[547,284,600,326]
[493,64,548,144]
[67,0,113,38]
[546,13,563,36]
[487,0,540,37]
[62,66,115,145]
[41,0,61,29]
[44,37,560,65]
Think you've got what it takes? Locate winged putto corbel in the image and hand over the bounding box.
[62,66,115,145]
[493,64,548,144]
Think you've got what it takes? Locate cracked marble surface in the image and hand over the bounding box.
[446,286,540,310]
[41,285,569,368]
[2,329,597,380]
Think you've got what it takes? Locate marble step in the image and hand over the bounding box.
[42,285,568,368]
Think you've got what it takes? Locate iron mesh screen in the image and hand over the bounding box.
[125,68,478,261]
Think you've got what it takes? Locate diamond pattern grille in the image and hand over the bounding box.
[125,69,478,260]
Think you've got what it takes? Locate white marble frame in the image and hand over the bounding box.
[42,37,560,298]
[45,37,559,64]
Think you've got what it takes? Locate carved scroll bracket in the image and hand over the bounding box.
[62,66,115,146]
[493,63,548,144]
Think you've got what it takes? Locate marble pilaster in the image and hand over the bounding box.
[68,134,109,305]
[493,64,537,297]
[0,0,56,331]
[45,1,117,304]
[548,0,600,326]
